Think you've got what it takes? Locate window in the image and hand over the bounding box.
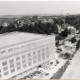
[38,58,41,61]
[33,60,36,64]
[0,74,2,78]
[4,71,8,76]
[17,67,21,70]
[28,62,32,66]
[28,58,32,61]
[42,53,45,60]
[22,60,26,64]
[33,57,36,62]
[27,44,30,47]
[33,56,36,59]
[2,61,7,66]
[10,64,14,68]
[38,50,40,53]
[16,57,20,61]
[42,56,45,60]
[33,59,36,63]
[14,47,19,50]
[46,50,49,54]
[46,47,49,50]
[28,53,31,57]
[38,51,41,61]
[42,48,45,59]
[16,62,20,66]
[46,47,49,58]
[42,48,44,52]
[11,69,15,73]
[38,54,40,57]
[0,69,1,73]
[0,50,6,54]
[3,67,8,71]
[22,55,26,59]
[11,76,16,79]
[46,52,49,58]
[46,52,49,57]
[9,59,14,64]
[33,52,36,55]
[8,48,13,52]
[33,56,36,63]
[21,45,25,48]
[23,64,26,68]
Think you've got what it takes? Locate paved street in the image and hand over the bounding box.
[61,50,80,79]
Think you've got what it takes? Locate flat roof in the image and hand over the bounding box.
[0,31,53,49]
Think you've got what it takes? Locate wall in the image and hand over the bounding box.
[0,35,55,79]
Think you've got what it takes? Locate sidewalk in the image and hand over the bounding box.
[61,50,80,79]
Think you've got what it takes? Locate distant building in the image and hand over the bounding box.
[57,24,62,33]
[48,18,54,23]
[68,26,76,35]
[2,22,9,27]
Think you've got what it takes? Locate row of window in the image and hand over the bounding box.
[0,47,50,78]
[0,41,50,55]
[2,49,49,68]
[0,43,28,54]
[2,47,49,64]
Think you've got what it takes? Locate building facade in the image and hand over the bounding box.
[0,32,55,79]
[68,26,76,35]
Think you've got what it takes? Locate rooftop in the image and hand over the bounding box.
[0,31,53,49]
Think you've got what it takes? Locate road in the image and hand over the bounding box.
[61,50,80,79]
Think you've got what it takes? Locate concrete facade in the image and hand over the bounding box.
[0,32,55,79]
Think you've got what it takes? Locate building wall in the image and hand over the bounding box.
[68,26,76,35]
[0,36,55,79]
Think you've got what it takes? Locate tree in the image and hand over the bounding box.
[0,25,4,32]
[59,28,69,38]
[71,37,77,43]
[76,40,80,50]
[7,23,16,32]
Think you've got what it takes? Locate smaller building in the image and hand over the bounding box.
[68,26,76,35]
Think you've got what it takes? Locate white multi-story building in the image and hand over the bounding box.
[0,32,55,79]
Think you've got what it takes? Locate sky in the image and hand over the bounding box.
[0,1,80,15]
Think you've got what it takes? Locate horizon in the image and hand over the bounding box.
[0,1,80,15]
